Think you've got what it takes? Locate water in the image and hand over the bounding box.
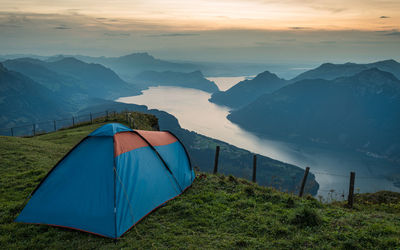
[207,76,248,91]
[117,77,400,198]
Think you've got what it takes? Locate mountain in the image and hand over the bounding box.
[73,52,200,82]
[134,70,219,93]
[291,59,400,82]
[229,68,400,162]
[3,58,84,94]
[0,63,69,128]
[43,57,139,99]
[3,57,140,100]
[209,71,287,108]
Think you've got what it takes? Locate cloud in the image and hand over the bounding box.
[146,33,200,37]
[0,13,29,28]
[254,41,270,46]
[276,38,296,42]
[310,5,346,13]
[384,32,400,36]
[104,32,130,37]
[380,16,390,18]
[289,27,311,30]
[320,40,336,44]
[54,25,71,30]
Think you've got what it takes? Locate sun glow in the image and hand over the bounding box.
[1,0,399,31]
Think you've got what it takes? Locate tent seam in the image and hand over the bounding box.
[130,131,183,193]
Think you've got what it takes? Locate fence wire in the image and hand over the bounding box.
[0,111,112,137]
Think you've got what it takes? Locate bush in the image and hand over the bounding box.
[291,207,322,227]
[286,197,295,208]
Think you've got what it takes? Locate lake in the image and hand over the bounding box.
[117,77,400,198]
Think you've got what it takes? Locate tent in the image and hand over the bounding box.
[16,123,195,238]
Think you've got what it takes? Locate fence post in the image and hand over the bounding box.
[106,110,109,120]
[298,166,310,197]
[32,124,36,136]
[252,154,257,183]
[90,113,93,124]
[213,146,220,174]
[72,116,75,126]
[53,120,56,131]
[347,172,356,208]
[10,127,14,136]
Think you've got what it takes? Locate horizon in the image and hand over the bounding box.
[1,51,398,66]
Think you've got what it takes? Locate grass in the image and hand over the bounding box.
[1,114,399,249]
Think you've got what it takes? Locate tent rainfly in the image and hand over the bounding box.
[16,123,195,238]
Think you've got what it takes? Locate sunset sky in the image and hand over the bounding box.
[0,0,399,63]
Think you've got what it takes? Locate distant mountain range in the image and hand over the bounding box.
[1,57,142,128]
[209,71,287,108]
[35,54,219,93]
[1,52,308,78]
[228,68,400,162]
[0,63,70,127]
[69,52,200,82]
[134,70,219,93]
[3,57,138,100]
[291,59,400,82]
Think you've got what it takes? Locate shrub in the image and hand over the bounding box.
[291,207,322,227]
[286,197,295,208]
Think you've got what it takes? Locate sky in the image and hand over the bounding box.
[0,0,399,63]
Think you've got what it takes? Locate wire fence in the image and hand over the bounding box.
[210,145,399,204]
[0,110,117,137]
[1,110,397,204]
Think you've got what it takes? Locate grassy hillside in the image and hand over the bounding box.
[1,115,399,249]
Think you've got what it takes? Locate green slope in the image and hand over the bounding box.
[1,115,399,249]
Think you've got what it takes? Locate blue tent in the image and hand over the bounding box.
[16,123,195,238]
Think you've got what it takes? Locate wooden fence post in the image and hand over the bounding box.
[90,113,93,124]
[252,154,257,183]
[298,166,310,197]
[129,117,132,128]
[347,172,356,208]
[32,124,36,136]
[106,110,109,120]
[53,120,56,131]
[72,116,75,126]
[10,127,13,136]
[213,146,220,174]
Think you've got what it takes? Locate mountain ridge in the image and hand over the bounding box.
[291,59,400,82]
[228,68,400,163]
[209,70,287,108]
[134,70,219,93]
[0,63,71,127]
